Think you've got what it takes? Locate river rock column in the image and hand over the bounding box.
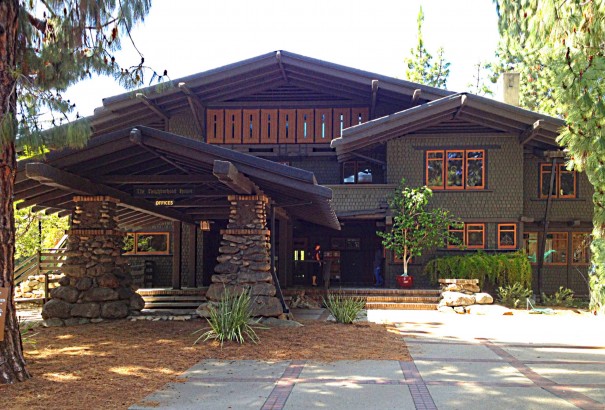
[41,196,145,326]
[205,195,283,317]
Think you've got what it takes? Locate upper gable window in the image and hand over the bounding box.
[540,163,576,198]
[343,161,373,184]
[426,150,485,190]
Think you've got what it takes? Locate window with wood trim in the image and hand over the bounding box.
[523,232,539,264]
[342,161,374,184]
[426,150,485,190]
[540,163,577,198]
[572,232,591,265]
[544,232,568,265]
[448,223,485,249]
[123,232,170,255]
[498,224,517,249]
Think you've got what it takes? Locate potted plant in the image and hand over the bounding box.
[377,179,461,289]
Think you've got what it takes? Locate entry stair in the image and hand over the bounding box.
[137,288,207,313]
[138,287,441,311]
[297,288,440,311]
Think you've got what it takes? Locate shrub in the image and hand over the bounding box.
[193,290,261,346]
[323,292,366,324]
[542,287,575,307]
[497,283,533,308]
[19,319,39,345]
[423,251,532,289]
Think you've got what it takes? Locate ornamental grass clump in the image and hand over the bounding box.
[323,292,366,324]
[542,286,575,308]
[193,289,261,346]
[497,283,533,309]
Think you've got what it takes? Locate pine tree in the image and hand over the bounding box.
[496,0,605,314]
[0,0,156,384]
[404,7,450,89]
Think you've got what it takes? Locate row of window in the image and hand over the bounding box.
[524,232,591,265]
[342,151,578,199]
[447,223,517,250]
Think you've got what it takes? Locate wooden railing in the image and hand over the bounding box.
[13,235,68,301]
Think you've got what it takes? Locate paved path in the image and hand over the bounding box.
[131,310,605,410]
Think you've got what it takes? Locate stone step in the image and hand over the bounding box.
[365,302,438,310]
[293,288,441,297]
[137,288,207,297]
[143,301,202,309]
[142,295,207,303]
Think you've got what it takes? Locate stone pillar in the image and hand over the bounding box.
[41,196,145,326]
[205,195,283,317]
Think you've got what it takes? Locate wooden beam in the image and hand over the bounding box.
[370,80,379,120]
[520,120,544,145]
[16,189,74,210]
[452,95,467,120]
[129,128,191,174]
[25,163,195,224]
[411,89,422,106]
[275,51,288,82]
[136,93,169,122]
[172,221,182,290]
[212,160,258,195]
[178,82,206,138]
[97,174,216,184]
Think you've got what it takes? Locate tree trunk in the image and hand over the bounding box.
[0,0,30,384]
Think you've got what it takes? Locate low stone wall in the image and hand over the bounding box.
[15,273,62,299]
[438,279,494,314]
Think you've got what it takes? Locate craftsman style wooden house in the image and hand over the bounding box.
[15,51,593,296]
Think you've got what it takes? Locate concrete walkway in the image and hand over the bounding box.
[131,309,605,410]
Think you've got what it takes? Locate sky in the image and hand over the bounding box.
[65,0,501,117]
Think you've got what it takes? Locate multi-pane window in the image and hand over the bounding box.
[123,232,170,255]
[448,223,485,249]
[544,232,568,265]
[572,233,591,265]
[540,163,576,198]
[342,161,373,184]
[498,224,517,249]
[426,150,485,190]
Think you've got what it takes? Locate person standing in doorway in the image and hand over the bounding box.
[311,243,322,287]
[373,248,384,287]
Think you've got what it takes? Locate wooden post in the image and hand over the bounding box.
[187,223,197,288]
[537,157,557,295]
[172,221,182,290]
[278,215,290,288]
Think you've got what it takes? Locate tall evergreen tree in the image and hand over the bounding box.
[404,6,450,89]
[495,0,605,314]
[0,0,156,384]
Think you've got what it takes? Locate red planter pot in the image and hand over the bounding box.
[396,275,414,289]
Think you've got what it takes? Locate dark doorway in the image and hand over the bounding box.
[202,220,227,286]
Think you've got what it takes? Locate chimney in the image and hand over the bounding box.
[499,72,520,106]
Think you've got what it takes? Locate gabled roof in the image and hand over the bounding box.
[90,50,453,135]
[15,126,340,230]
[331,93,566,160]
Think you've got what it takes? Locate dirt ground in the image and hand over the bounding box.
[0,318,409,410]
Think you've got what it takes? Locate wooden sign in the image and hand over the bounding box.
[133,185,201,198]
[0,287,8,342]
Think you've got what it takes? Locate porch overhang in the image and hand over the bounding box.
[16,126,340,231]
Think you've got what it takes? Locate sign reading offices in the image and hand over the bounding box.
[0,287,8,341]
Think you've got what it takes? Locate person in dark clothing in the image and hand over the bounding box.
[311,243,322,287]
[373,248,384,287]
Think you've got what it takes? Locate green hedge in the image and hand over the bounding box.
[423,251,532,289]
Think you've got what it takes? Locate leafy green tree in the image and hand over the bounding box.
[378,179,461,276]
[404,7,451,89]
[15,205,69,264]
[0,0,156,384]
[467,61,496,96]
[495,0,605,314]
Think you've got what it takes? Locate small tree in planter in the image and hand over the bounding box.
[378,179,461,279]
